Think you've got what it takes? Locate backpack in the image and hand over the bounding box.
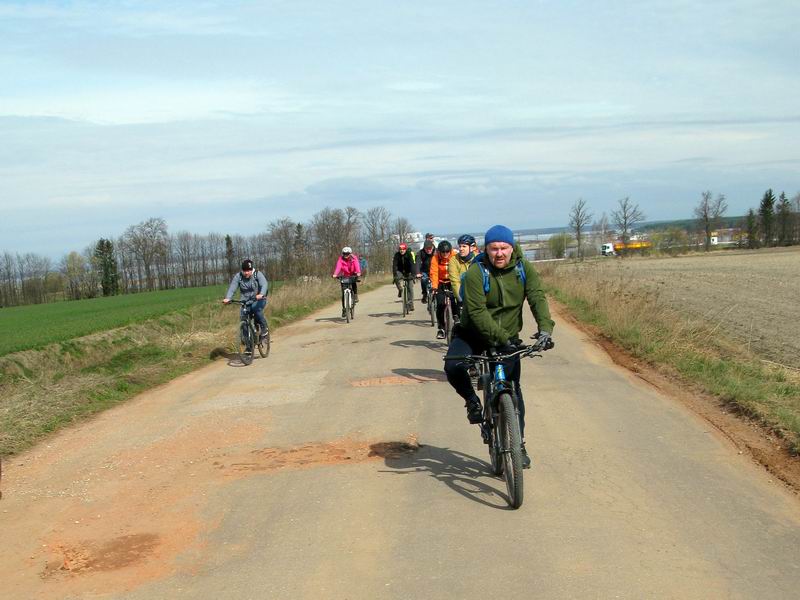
[459,256,526,302]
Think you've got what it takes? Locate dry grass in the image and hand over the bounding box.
[0,275,390,456]
[540,258,800,451]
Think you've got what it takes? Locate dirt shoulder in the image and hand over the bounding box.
[552,300,800,495]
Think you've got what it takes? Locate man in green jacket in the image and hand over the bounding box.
[443,224,555,468]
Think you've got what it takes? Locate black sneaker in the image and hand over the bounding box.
[397,290,402,298]
[436,329,445,339]
[341,309,347,318]
[420,296,427,304]
[465,397,483,424]
[409,304,415,311]
[521,444,531,469]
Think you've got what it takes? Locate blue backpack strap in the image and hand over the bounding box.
[515,260,526,286]
[460,257,525,301]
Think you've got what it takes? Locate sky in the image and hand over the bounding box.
[2,0,799,257]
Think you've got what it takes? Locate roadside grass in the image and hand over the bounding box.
[538,261,800,452]
[0,275,390,456]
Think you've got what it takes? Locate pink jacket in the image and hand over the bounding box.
[332,254,361,277]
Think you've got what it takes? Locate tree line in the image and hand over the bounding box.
[1,205,415,307]
[560,189,800,259]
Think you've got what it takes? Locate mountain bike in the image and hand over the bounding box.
[444,341,545,509]
[339,276,356,323]
[440,284,455,343]
[424,278,435,327]
[229,299,270,365]
[401,275,415,317]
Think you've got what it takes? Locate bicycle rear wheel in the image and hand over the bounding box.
[257,320,270,358]
[238,321,254,365]
[498,393,524,508]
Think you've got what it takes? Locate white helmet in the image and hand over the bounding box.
[342,246,352,254]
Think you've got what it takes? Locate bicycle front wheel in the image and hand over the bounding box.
[428,294,436,327]
[344,290,352,323]
[444,299,454,343]
[498,393,524,509]
[401,283,408,317]
[238,321,254,365]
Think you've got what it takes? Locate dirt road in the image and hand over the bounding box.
[2,285,800,599]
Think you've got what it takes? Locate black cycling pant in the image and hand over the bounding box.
[444,333,526,437]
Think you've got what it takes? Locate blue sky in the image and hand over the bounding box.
[2,1,799,257]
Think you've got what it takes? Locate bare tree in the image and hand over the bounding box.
[363,206,393,273]
[569,198,593,260]
[591,212,610,248]
[394,217,414,245]
[267,218,298,279]
[122,217,169,291]
[611,197,645,255]
[694,190,728,251]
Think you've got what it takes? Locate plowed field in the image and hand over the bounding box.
[587,247,800,368]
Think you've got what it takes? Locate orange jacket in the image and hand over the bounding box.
[430,250,456,289]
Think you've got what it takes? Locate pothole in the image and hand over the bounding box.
[216,436,420,474]
[42,534,161,578]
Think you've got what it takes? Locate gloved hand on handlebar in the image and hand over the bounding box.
[532,331,554,350]
[496,337,522,354]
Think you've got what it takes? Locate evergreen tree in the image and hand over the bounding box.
[758,189,776,247]
[93,238,119,296]
[745,209,759,249]
[776,192,793,246]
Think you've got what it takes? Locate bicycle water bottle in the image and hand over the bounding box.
[494,364,506,381]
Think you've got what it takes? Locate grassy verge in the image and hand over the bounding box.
[0,275,390,456]
[538,261,800,452]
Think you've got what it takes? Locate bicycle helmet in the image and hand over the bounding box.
[341,246,352,255]
[399,243,408,250]
[241,259,254,271]
[437,240,452,253]
[457,234,476,246]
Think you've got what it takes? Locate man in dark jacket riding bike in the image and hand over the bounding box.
[392,243,419,306]
[443,225,555,468]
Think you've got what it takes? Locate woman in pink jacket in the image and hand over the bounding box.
[332,246,362,315]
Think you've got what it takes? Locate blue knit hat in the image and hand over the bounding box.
[484,224,514,245]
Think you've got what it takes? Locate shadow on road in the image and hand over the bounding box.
[314,316,348,323]
[391,367,447,382]
[371,442,511,509]
[390,339,445,351]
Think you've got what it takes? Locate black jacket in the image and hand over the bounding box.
[393,251,417,276]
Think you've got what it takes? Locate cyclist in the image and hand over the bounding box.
[443,225,555,468]
[448,234,477,322]
[332,246,362,318]
[392,243,418,307]
[222,259,269,342]
[416,239,436,304]
[430,239,457,339]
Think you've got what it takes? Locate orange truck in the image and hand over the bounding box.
[601,240,652,256]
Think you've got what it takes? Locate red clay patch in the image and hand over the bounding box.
[351,374,444,386]
[217,436,420,474]
[42,534,161,577]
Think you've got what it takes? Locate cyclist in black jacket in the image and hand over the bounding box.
[392,243,419,307]
[416,239,435,303]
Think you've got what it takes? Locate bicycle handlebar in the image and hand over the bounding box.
[443,343,546,363]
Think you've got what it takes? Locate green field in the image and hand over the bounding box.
[0,284,267,356]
